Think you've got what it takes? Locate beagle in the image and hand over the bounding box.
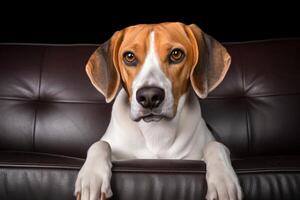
[75,22,242,200]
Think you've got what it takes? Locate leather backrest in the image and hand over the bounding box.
[201,39,300,157]
[0,45,111,158]
[0,39,299,158]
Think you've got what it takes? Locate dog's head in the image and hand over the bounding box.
[86,22,231,122]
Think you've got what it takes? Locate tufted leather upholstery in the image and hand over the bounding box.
[0,39,300,200]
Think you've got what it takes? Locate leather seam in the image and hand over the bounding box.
[0,164,80,170]
[32,47,47,151]
[32,106,38,152]
[1,164,300,174]
[245,100,251,155]
[0,151,85,160]
[0,97,107,104]
[202,92,300,99]
[239,46,252,155]
[1,93,299,103]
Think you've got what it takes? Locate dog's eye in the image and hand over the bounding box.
[123,51,138,66]
[169,48,185,64]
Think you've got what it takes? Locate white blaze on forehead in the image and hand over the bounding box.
[130,31,174,119]
[132,31,166,88]
[133,32,167,89]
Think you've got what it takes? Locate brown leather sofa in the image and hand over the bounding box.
[0,39,300,200]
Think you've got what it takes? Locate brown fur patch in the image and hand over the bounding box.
[116,25,152,100]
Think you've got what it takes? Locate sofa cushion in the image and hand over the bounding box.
[1,152,300,200]
[0,151,82,200]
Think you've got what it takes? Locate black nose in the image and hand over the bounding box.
[136,87,165,109]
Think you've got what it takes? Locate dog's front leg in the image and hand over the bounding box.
[75,141,112,200]
[203,141,242,200]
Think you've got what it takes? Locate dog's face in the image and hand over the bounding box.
[117,24,198,122]
[86,22,231,122]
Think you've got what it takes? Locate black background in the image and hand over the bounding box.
[0,2,299,44]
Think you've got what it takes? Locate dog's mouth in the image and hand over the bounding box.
[132,111,174,123]
[142,114,163,122]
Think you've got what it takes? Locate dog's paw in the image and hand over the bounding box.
[205,167,242,200]
[75,159,112,200]
[74,141,113,200]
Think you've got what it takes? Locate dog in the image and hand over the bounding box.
[75,22,242,200]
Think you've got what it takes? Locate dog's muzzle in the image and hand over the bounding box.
[135,86,166,122]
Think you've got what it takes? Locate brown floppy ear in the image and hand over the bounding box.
[86,31,123,103]
[188,24,231,98]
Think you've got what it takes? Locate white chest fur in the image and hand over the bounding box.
[102,88,214,161]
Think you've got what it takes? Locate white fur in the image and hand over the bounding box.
[103,88,214,160]
[75,31,242,200]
